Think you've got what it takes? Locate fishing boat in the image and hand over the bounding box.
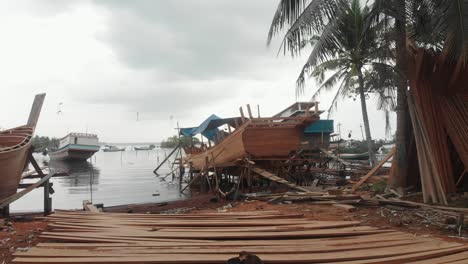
[338,152,369,160]
[182,105,319,170]
[49,133,100,161]
[134,145,155,151]
[0,94,45,200]
[102,145,125,152]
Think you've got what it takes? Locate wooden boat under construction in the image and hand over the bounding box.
[0,94,45,201]
[183,105,319,170]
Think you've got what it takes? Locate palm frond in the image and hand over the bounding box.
[326,72,352,118]
[440,0,468,63]
[307,68,346,99]
[280,0,345,55]
[267,0,308,45]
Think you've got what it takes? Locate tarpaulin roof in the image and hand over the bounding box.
[180,115,243,141]
[191,114,221,135]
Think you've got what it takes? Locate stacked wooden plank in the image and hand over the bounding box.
[406,47,468,204]
[13,210,468,263]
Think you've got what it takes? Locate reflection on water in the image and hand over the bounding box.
[50,160,101,188]
[11,147,189,212]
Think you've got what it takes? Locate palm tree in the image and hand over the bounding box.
[269,0,468,186]
[371,0,468,188]
[268,0,395,166]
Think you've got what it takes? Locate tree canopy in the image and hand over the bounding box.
[160,135,200,149]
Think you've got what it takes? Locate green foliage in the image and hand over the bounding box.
[160,135,200,149]
[31,136,59,152]
[370,179,388,194]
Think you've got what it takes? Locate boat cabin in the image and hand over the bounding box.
[58,133,99,149]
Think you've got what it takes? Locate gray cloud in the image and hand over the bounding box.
[93,0,278,80]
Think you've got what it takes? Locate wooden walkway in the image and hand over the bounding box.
[251,166,311,193]
[12,210,468,263]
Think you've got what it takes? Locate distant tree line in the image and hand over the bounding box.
[160,135,200,148]
[31,136,59,152]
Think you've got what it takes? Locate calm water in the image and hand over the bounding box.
[11,146,189,213]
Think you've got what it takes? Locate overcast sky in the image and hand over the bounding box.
[0,0,395,143]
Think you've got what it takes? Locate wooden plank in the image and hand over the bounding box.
[26,93,46,128]
[320,148,353,167]
[351,148,395,192]
[251,166,311,193]
[333,204,357,212]
[12,244,467,263]
[14,240,427,257]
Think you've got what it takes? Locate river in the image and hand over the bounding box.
[10,146,189,213]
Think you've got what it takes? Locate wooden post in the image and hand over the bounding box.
[314,101,319,115]
[248,163,252,193]
[43,180,52,215]
[1,205,9,218]
[247,104,253,119]
[208,140,212,148]
[227,124,232,133]
[28,152,52,215]
[305,104,310,117]
[234,118,239,128]
[27,93,46,128]
[257,104,260,118]
[179,159,184,190]
[239,107,246,123]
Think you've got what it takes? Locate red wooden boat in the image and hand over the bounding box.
[0,94,45,200]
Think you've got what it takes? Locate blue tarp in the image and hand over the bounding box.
[180,127,197,137]
[180,114,224,141]
[180,114,245,141]
[191,114,221,135]
[304,120,334,133]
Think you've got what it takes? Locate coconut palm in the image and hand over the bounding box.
[268,0,468,186]
[269,0,395,166]
[371,0,468,187]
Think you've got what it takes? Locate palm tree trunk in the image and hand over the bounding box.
[390,0,408,189]
[357,70,377,167]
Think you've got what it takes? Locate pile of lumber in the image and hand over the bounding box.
[13,210,468,263]
[405,47,468,204]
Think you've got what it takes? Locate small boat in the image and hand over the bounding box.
[0,94,45,200]
[134,145,155,151]
[49,133,100,161]
[338,152,369,160]
[103,145,125,152]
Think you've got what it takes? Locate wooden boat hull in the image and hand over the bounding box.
[49,145,99,161]
[186,123,303,170]
[0,127,33,200]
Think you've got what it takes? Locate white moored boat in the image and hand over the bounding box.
[49,133,100,161]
